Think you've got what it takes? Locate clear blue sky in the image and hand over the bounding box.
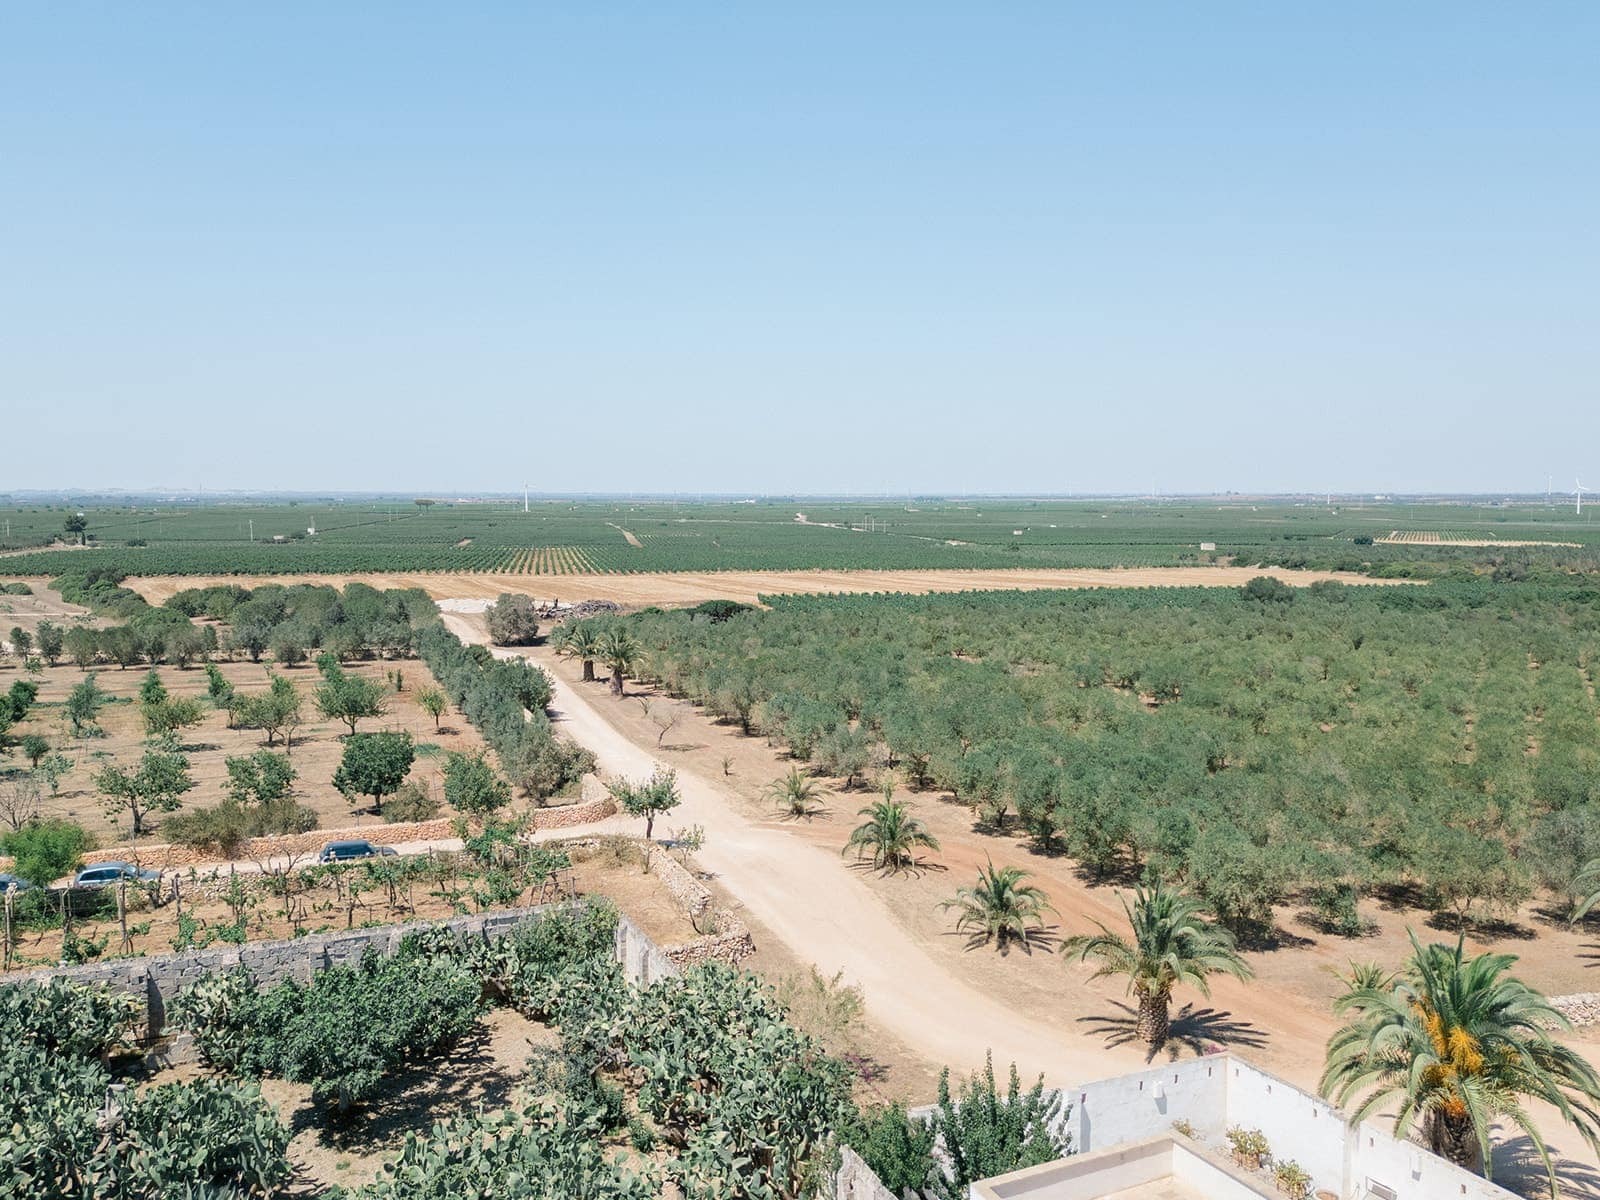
[3,5,1596,495]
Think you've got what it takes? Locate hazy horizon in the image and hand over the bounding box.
[5,5,1596,494]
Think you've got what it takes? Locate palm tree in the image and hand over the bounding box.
[1063,879,1252,1048]
[556,623,601,683]
[843,798,940,873]
[1322,932,1600,1189]
[942,859,1054,954]
[599,626,638,696]
[767,767,825,818]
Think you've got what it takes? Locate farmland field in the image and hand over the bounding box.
[4,497,1599,579]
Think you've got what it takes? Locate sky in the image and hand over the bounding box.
[3,4,1597,495]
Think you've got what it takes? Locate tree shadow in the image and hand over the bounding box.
[776,804,832,822]
[947,922,1061,958]
[1491,1130,1600,1200]
[1423,911,1536,942]
[845,856,947,879]
[1232,921,1315,953]
[290,1023,523,1155]
[1078,1000,1268,1063]
[1293,909,1379,940]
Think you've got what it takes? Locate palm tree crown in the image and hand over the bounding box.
[557,622,601,682]
[768,767,825,818]
[1321,932,1600,1190]
[599,625,639,695]
[942,859,1053,954]
[1064,879,1251,1047]
[842,798,940,873]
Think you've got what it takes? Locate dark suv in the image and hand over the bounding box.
[317,840,399,864]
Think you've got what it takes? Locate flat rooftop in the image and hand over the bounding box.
[975,1135,1276,1200]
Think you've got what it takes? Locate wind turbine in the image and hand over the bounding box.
[1577,478,1591,516]
[523,484,529,514]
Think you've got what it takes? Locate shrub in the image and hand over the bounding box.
[444,749,512,817]
[164,797,318,855]
[175,948,483,1115]
[169,968,260,1071]
[358,1097,657,1199]
[0,977,142,1059]
[0,818,93,888]
[383,779,442,823]
[486,593,542,646]
[122,1079,292,1196]
[1241,575,1295,604]
[846,1101,937,1195]
[927,1053,1069,1199]
[687,599,753,624]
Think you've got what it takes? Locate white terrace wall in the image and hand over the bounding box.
[1351,1119,1513,1200]
[1224,1058,1347,1196]
[1062,1055,1227,1153]
[1035,1055,1518,1200]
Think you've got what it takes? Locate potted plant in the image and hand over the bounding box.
[1275,1159,1311,1200]
[1226,1126,1270,1170]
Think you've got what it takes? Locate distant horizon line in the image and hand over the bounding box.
[0,489,1587,505]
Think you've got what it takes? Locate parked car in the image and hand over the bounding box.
[73,862,161,888]
[0,873,33,893]
[317,840,398,864]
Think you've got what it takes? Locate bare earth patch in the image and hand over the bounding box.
[112,565,1405,608]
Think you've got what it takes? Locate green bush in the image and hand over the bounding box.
[927,1054,1069,1200]
[0,819,94,888]
[846,1101,938,1195]
[382,779,442,823]
[0,977,142,1059]
[176,948,483,1115]
[122,1079,292,1196]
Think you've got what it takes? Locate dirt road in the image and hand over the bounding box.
[121,565,1399,608]
[442,612,1140,1085]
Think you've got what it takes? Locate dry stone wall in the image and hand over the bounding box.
[563,834,755,967]
[74,818,458,871]
[16,903,566,1043]
[1550,993,1600,1027]
[828,1146,898,1200]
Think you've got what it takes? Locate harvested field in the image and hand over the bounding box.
[118,565,1407,608]
[1379,530,1581,548]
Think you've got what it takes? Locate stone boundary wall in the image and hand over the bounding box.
[527,790,616,830]
[71,818,459,872]
[21,793,616,875]
[827,1146,897,1200]
[564,834,755,967]
[15,903,573,1044]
